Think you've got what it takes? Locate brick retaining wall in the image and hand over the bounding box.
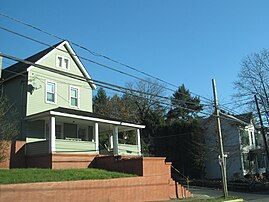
[0,175,191,202]
[91,155,171,177]
[0,141,192,201]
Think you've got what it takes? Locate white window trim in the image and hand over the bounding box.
[69,85,80,108]
[56,54,70,70]
[45,80,57,104]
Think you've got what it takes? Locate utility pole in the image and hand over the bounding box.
[212,79,228,198]
[254,95,269,169]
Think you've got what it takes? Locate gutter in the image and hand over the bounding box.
[220,112,249,126]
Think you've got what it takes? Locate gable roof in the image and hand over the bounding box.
[2,41,62,80]
[234,112,253,124]
[201,112,253,127]
[2,41,96,89]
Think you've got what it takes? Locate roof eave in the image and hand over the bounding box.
[25,109,145,129]
[220,112,250,126]
[62,41,97,90]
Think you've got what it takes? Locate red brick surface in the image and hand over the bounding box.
[0,141,26,169]
[52,153,97,169]
[0,142,192,201]
[0,175,191,202]
[91,156,172,177]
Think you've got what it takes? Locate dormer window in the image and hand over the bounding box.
[56,55,70,69]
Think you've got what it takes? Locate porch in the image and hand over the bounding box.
[24,108,145,158]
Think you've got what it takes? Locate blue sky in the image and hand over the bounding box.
[1,0,269,108]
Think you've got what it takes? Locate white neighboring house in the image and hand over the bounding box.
[202,112,266,180]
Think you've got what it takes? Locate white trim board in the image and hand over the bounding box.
[49,111,146,129]
[29,40,96,89]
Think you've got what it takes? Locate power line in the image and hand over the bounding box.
[0,12,184,89]
[0,25,212,105]
[1,57,205,109]
[0,26,175,93]
[221,97,253,106]
[0,20,243,114]
[0,24,213,107]
[1,52,250,124]
[1,12,251,117]
[0,52,212,117]
[4,53,254,126]
[1,56,251,125]
[0,17,213,103]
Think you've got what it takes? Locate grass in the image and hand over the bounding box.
[0,168,136,184]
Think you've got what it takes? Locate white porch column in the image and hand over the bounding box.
[136,129,142,156]
[251,130,256,148]
[94,123,99,153]
[49,116,56,153]
[248,130,253,147]
[109,133,113,149]
[113,126,119,155]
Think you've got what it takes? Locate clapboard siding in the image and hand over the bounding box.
[26,43,93,116]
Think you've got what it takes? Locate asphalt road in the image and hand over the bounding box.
[189,186,269,201]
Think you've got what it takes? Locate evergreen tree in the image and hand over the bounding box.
[93,88,110,117]
[167,84,203,122]
[154,84,205,178]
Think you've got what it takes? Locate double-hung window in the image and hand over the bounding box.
[46,81,56,103]
[70,86,79,107]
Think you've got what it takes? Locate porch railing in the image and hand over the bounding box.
[26,137,97,155]
[55,139,97,153]
[118,143,140,155]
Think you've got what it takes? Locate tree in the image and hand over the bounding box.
[154,85,205,178]
[109,94,137,122]
[93,87,110,117]
[94,79,168,155]
[125,79,167,154]
[167,84,203,122]
[154,119,205,178]
[0,97,19,163]
[234,50,269,121]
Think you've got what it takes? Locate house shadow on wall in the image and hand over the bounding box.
[9,141,26,168]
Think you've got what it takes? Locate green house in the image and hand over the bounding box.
[1,41,144,161]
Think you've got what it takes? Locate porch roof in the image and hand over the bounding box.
[25,107,146,129]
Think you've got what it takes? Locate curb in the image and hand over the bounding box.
[224,199,243,202]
